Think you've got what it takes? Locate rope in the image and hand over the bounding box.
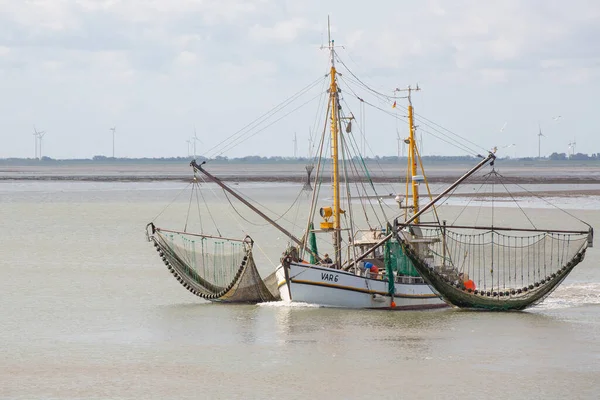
[196,175,222,236]
[501,179,593,230]
[152,182,193,222]
[183,180,196,232]
[493,171,537,229]
[194,182,204,234]
[221,185,306,227]
[450,171,494,225]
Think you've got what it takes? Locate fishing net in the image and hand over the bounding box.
[384,239,420,277]
[148,225,279,303]
[397,225,592,310]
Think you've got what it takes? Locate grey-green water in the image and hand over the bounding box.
[1,180,599,399]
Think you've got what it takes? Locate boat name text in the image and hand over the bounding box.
[321,272,339,282]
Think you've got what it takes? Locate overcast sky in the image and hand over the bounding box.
[1,0,599,159]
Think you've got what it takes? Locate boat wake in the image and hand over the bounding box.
[535,282,600,310]
[258,300,322,308]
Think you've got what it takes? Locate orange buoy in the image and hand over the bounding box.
[390,301,396,308]
[464,279,476,290]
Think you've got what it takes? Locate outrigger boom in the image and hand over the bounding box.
[190,160,323,263]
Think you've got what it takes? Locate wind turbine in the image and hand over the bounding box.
[568,139,576,157]
[32,126,40,159]
[33,126,46,160]
[109,126,116,158]
[500,121,507,132]
[293,132,298,158]
[38,130,47,159]
[186,139,192,158]
[537,122,545,158]
[568,141,573,158]
[192,126,202,160]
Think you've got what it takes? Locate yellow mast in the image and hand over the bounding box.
[407,89,419,223]
[327,19,342,265]
[396,85,421,223]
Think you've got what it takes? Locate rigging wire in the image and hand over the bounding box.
[215,90,327,157]
[197,174,279,268]
[493,171,537,230]
[335,53,405,100]
[301,100,331,255]
[338,92,397,196]
[339,116,358,255]
[500,177,593,229]
[196,177,223,237]
[450,170,494,225]
[337,91,405,223]
[339,72,485,157]
[194,183,204,234]
[413,142,442,225]
[184,181,195,232]
[342,81,480,157]
[308,69,331,157]
[339,120,387,226]
[222,185,307,227]
[413,111,489,155]
[204,75,328,158]
[152,182,193,222]
[336,56,489,155]
[220,184,314,234]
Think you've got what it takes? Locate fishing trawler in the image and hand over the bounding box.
[151,19,594,311]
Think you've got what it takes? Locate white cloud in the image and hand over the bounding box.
[479,68,509,84]
[0,0,599,158]
[173,50,199,68]
[249,18,315,43]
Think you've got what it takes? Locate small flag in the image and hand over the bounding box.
[392,101,397,108]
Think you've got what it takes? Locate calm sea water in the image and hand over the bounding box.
[1,179,599,399]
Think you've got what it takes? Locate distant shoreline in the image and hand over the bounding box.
[1,156,600,166]
[2,158,600,185]
[2,174,600,185]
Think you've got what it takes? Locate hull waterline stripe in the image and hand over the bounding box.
[278,279,441,299]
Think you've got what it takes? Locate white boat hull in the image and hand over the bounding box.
[276,262,446,310]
